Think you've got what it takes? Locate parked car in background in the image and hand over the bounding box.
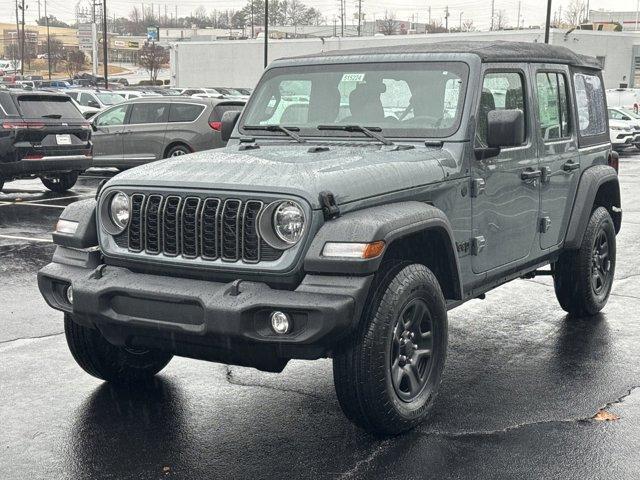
[608,107,640,150]
[606,88,640,110]
[66,89,125,110]
[37,80,71,89]
[211,87,249,100]
[609,119,635,151]
[234,87,253,96]
[0,90,92,192]
[182,87,227,98]
[114,90,161,101]
[16,80,35,89]
[91,96,245,168]
[67,96,100,119]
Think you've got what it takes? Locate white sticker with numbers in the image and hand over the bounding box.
[342,73,365,82]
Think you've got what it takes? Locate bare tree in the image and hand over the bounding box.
[65,50,86,78]
[48,38,64,72]
[564,0,586,26]
[461,19,475,32]
[379,11,398,35]
[495,10,509,30]
[138,42,169,83]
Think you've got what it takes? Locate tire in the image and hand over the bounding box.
[165,144,190,158]
[64,314,173,384]
[553,206,616,317]
[40,171,79,193]
[333,262,448,435]
[0,177,4,192]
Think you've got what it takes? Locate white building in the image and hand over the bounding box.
[171,29,640,89]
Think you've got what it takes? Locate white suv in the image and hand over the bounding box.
[608,107,640,150]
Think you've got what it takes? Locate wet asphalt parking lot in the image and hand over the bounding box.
[1,155,640,480]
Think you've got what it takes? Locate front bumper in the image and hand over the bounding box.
[38,255,372,367]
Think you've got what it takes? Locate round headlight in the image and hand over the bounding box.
[109,192,130,231]
[273,201,305,245]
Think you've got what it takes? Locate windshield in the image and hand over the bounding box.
[622,108,640,119]
[240,62,469,138]
[96,92,125,105]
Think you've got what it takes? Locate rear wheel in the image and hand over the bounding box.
[165,144,190,158]
[553,206,616,316]
[333,263,448,435]
[64,313,173,384]
[40,171,79,192]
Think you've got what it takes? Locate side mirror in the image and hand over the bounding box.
[622,115,631,121]
[220,110,241,143]
[487,109,525,148]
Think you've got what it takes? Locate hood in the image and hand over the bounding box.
[107,143,449,209]
[609,119,633,130]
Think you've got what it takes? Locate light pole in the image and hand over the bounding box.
[459,11,463,31]
[544,0,552,43]
[264,0,268,68]
[102,0,108,88]
[45,0,51,79]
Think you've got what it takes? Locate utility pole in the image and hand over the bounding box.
[544,0,552,43]
[490,0,495,30]
[102,0,108,89]
[20,0,25,76]
[45,0,51,79]
[444,6,449,32]
[459,11,463,31]
[264,0,268,68]
[37,0,40,21]
[250,0,254,38]
[428,6,431,24]
[340,0,344,36]
[14,0,20,74]
[357,0,362,36]
[92,1,98,76]
[517,1,521,29]
[636,0,639,31]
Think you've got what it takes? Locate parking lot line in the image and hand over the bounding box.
[0,234,52,243]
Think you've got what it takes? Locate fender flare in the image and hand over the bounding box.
[51,198,98,249]
[564,165,621,249]
[304,201,463,298]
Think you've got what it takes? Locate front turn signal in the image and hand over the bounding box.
[322,241,386,259]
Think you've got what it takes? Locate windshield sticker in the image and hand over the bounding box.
[342,73,365,82]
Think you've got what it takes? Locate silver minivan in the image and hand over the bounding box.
[91,97,244,168]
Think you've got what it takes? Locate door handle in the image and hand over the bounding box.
[563,160,580,172]
[521,169,542,181]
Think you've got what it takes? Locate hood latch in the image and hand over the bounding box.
[319,191,340,221]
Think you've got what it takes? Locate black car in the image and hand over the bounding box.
[0,90,92,192]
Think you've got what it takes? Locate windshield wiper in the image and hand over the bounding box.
[41,114,62,119]
[243,124,306,143]
[317,124,394,146]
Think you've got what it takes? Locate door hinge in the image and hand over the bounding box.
[541,166,551,184]
[471,235,486,255]
[470,178,486,198]
[539,216,552,233]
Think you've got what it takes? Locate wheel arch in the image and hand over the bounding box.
[304,201,463,301]
[163,141,192,158]
[564,165,621,249]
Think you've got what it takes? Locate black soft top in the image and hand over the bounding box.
[284,41,601,70]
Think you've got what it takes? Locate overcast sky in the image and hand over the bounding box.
[0,0,637,31]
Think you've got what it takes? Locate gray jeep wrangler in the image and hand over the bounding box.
[38,42,621,435]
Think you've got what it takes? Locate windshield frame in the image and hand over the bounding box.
[238,61,470,140]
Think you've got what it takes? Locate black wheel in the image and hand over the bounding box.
[165,144,190,158]
[64,313,173,384]
[333,263,448,435]
[40,171,79,192]
[553,206,616,316]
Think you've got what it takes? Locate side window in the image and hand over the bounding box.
[66,91,78,101]
[573,73,606,136]
[169,103,205,122]
[95,105,128,127]
[608,109,623,120]
[476,71,526,147]
[535,72,571,141]
[128,103,169,124]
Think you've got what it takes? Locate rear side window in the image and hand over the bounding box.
[535,72,571,141]
[128,103,169,124]
[169,103,205,122]
[573,73,606,136]
[210,103,244,121]
[16,96,83,119]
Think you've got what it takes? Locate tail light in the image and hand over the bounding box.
[608,150,619,173]
[2,120,45,130]
[209,121,222,131]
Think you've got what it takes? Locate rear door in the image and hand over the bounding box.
[122,102,169,164]
[471,65,541,273]
[531,65,580,250]
[92,104,129,165]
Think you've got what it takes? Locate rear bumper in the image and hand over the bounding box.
[38,255,372,366]
[0,155,92,177]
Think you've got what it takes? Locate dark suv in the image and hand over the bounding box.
[0,90,92,192]
[38,42,620,435]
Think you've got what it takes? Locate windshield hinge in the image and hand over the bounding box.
[319,191,340,221]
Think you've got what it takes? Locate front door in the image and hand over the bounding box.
[92,104,129,165]
[531,65,580,250]
[122,102,169,164]
[471,66,540,274]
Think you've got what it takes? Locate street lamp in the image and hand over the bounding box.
[264,0,269,68]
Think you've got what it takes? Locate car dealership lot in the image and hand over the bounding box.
[1,156,640,479]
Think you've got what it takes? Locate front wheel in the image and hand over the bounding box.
[553,206,616,316]
[64,314,173,384]
[333,263,448,435]
[40,171,79,192]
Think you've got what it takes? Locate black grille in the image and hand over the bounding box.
[116,193,283,264]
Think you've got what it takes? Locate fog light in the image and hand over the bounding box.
[270,311,291,335]
[66,285,74,304]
